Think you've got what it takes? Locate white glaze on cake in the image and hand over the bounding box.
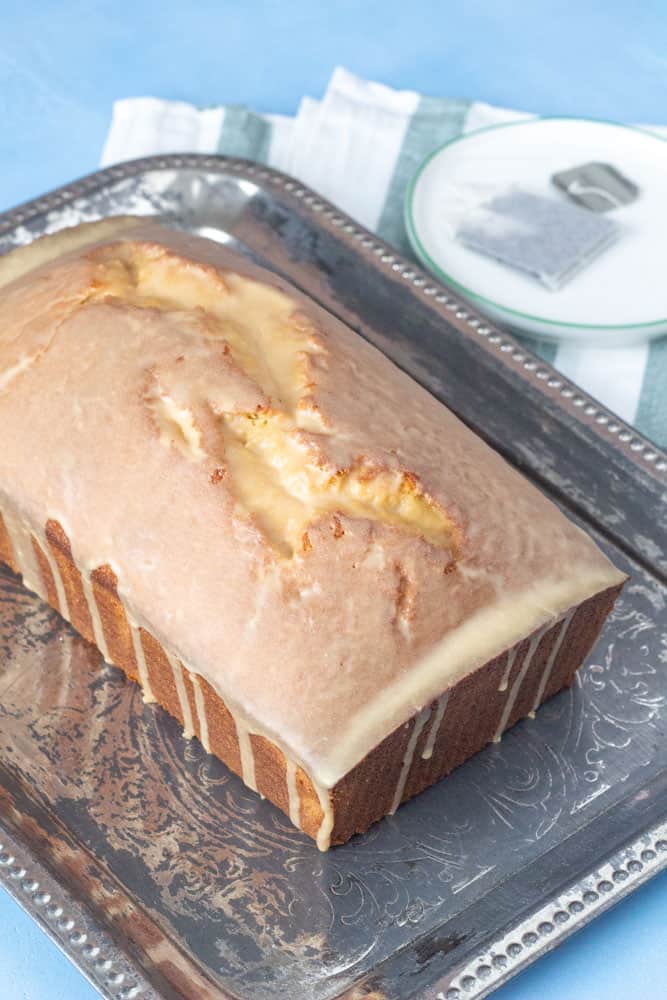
[498,648,516,693]
[191,674,211,753]
[531,609,575,713]
[285,758,301,827]
[313,781,335,852]
[165,651,195,739]
[390,707,431,814]
[0,220,625,810]
[128,621,156,703]
[235,717,257,791]
[80,571,111,663]
[421,692,450,761]
[1,503,42,595]
[493,624,550,742]
[37,533,69,618]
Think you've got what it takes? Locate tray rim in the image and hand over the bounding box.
[445,814,667,999]
[0,817,157,1000]
[1,812,665,1000]
[0,153,666,1000]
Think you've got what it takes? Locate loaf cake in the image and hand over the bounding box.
[0,218,625,849]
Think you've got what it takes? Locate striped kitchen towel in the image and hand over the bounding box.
[101,67,667,448]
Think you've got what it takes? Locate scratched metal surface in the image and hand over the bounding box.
[0,157,665,1000]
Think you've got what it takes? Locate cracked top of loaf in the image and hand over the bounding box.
[0,218,625,787]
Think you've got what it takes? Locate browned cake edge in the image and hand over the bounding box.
[0,512,622,848]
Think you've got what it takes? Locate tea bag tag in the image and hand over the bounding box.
[552,161,639,212]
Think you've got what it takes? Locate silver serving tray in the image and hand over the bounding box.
[0,156,666,1000]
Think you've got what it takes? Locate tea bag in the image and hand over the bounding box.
[456,189,619,291]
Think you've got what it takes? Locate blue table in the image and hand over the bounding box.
[1,3,666,997]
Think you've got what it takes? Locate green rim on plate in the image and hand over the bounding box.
[404,116,667,333]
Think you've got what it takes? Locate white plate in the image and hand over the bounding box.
[405,118,667,344]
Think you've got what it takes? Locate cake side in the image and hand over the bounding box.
[329,580,619,844]
[0,508,622,848]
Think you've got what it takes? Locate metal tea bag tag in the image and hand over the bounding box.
[552,161,639,212]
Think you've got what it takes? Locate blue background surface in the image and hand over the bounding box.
[1,2,666,997]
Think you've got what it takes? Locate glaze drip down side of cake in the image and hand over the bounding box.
[0,219,625,848]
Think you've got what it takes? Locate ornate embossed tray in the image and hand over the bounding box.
[0,156,666,1000]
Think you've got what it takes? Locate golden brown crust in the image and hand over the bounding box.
[45,518,95,640]
[0,511,621,846]
[196,673,243,775]
[90,564,136,670]
[0,514,15,572]
[251,734,291,816]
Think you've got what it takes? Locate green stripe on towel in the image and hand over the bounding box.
[635,337,667,448]
[217,107,272,163]
[376,94,469,255]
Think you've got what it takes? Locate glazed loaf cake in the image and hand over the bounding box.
[0,218,625,849]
